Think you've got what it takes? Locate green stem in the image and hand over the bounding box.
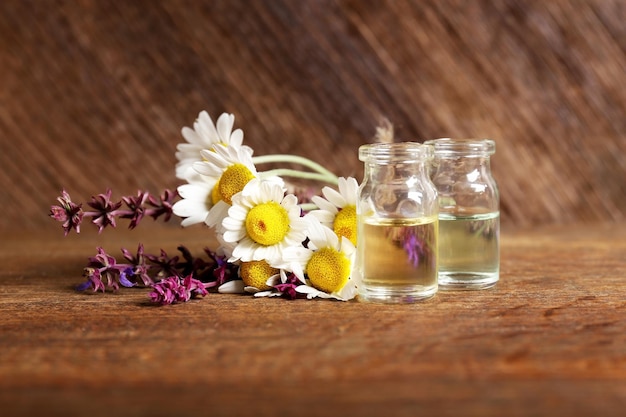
[298,203,319,212]
[261,168,339,185]
[252,154,338,181]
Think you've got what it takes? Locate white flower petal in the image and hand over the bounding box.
[222,228,246,244]
[192,160,223,177]
[322,187,347,208]
[177,184,211,201]
[254,290,283,298]
[230,129,244,147]
[244,286,260,294]
[226,205,248,221]
[296,285,332,299]
[266,274,281,286]
[179,215,206,227]
[205,201,230,228]
[308,209,336,225]
[311,195,338,212]
[221,216,243,232]
[216,113,235,142]
[333,279,357,301]
[339,177,359,205]
[218,280,245,294]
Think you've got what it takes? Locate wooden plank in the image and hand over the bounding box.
[1,223,625,416]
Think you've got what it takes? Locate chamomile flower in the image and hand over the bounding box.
[221,179,311,265]
[282,217,357,301]
[175,111,246,181]
[310,176,359,246]
[192,144,266,228]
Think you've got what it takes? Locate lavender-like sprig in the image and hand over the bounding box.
[50,189,178,234]
[76,245,237,305]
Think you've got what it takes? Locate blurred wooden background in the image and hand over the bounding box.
[0,0,624,233]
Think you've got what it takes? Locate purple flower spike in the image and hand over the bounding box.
[51,188,179,234]
[50,190,84,235]
[149,274,208,305]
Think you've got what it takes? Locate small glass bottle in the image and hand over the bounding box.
[424,138,500,290]
[356,142,439,303]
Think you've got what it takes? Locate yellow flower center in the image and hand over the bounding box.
[218,164,255,205]
[245,202,290,246]
[333,205,357,246]
[306,247,351,294]
[239,260,277,290]
[210,179,222,205]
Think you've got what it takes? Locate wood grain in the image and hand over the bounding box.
[0,0,624,231]
[0,223,625,416]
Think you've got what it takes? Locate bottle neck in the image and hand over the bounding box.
[364,160,431,183]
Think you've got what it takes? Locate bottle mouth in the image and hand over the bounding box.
[358,142,433,163]
[423,138,495,157]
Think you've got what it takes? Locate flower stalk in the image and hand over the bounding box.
[252,154,339,182]
[50,189,178,235]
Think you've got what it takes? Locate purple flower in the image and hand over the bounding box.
[203,249,237,286]
[77,247,129,292]
[177,245,206,277]
[146,248,182,279]
[119,267,136,288]
[121,191,149,229]
[87,189,122,233]
[149,277,178,304]
[149,274,209,305]
[121,244,153,286]
[77,268,106,292]
[273,272,300,300]
[50,190,84,235]
[147,189,177,222]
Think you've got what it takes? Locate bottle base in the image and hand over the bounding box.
[438,272,499,291]
[358,284,437,304]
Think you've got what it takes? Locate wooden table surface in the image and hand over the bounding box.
[1,223,625,416]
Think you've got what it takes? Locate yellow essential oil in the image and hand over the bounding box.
[358,215,438,302]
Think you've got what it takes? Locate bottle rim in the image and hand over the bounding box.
[358,142,433,163]
[423,138,495,157]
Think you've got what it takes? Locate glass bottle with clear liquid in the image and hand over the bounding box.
[424,138,500,290]
[356,142,439,303]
